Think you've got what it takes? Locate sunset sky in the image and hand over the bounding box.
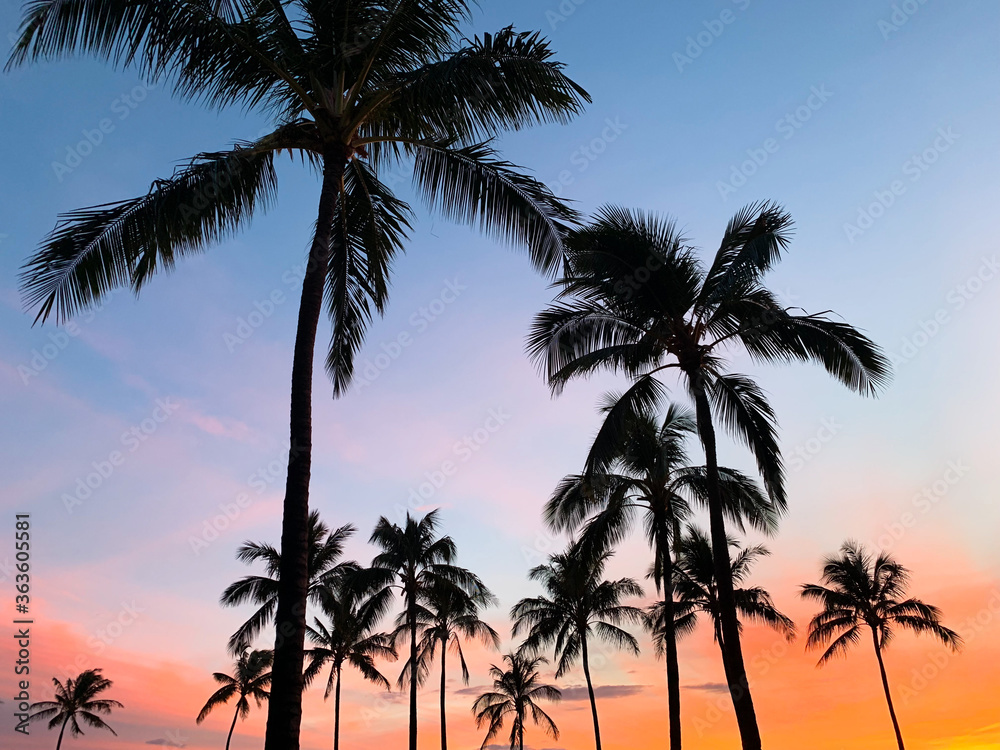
[2,1,1000,749]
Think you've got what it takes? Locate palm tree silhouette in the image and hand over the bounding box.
[528,203,889,750]
[10,5,588,745]
[409,579,501,750]
[370,510,489,750]
[800,541,962,750]
[648,526,794,669]
[472,653,561,750]
[197,648,273,750]
[221,512,357,653]
[545,400,776,749]
[304,570,397,750]
[29,669,123,750]
[511,542,643,750]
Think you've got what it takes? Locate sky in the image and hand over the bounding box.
[1,1,999,749]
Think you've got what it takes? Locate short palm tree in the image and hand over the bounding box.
[370,509,489,750]
[10,4,587,746]
[304,571,397,750]
[545,400,776,750]
[528,203,889,750]
[197,648,273,750]
[472,653,561,750]
[29,669,123,750]
[410,579,501,750]
[648,526,794,667]
[511,542,643,750]
[221,512,357,653]
[800,541,962,750]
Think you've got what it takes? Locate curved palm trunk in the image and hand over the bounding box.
[225,704,240,750]
[693,389,762,750]
[334,665,343,750]
[580,635,602,750]
[264,152,346,750]
[872,632,906,750]
[409,597,419,750]
[654,513,682,750]
[55,715,70,750]
[439,640,448,750]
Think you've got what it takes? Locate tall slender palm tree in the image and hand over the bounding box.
[647,526,794,670]
[10,4,588,746]
[29,669,123,750]
[197,649,273,750]
[304,570,397,750]
[472,653,561,750]
[528,203,890,750]
[370,509,488,750]
[545,400,777,750]
[410,579,501,750]
[511,542,643,750]
[221,512,357,653]
[800,541,962,750]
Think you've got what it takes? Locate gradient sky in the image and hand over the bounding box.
[2,1,1000,749]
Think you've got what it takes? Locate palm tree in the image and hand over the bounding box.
[221,511,357,653]
[10,4,588,746]
[545,400,776,750]
[472,653,561,750]
[800,541,962,750]
[197,648,273,750]
[304,570,397,750]
[411,579,501,750]
[29,669,123,750]
[527,203,890,750]
[647,526,794,670]
[370,509,489,750]
[511,542,643,750]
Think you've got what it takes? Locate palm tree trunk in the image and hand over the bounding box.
[439,640,448,750]
[409,599,419,750]
[581,634,602,750]
[872,633,906,750]
[55,715,70,750]
[693,388,762,750]
[655,517,682,750]
[334,665,343,750]
[225,704,240,750]
[264,151,346,750]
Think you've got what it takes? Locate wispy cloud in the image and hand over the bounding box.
[560,684,648,701]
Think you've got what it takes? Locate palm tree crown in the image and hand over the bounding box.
[29,669,123,750]
[197,648,273,750]
[472,653,561,750]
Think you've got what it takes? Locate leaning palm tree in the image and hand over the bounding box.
[197,648,273,750]
[648,526,795,669]
[304,570,397,750]
[29,669,123,750]
[511,542,643,750]
[528,203,890,750]
[370,509,489,750]
[472,653,560,750]
[800,541,962,750]
[545,400,776,750]
[221,511,357,653]
[10,4,588,745]
[410,579,501,750]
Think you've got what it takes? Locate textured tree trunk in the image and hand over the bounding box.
[872,632,906,750]
[333,664,343,750]
[55,716,69,750]
[693,388,762,750]
[225,704,240,750]
[581,635,602,750]
[409,597,419,750]
[264,152,345,750]
[654,512,682,750]
[439,640,448,750]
